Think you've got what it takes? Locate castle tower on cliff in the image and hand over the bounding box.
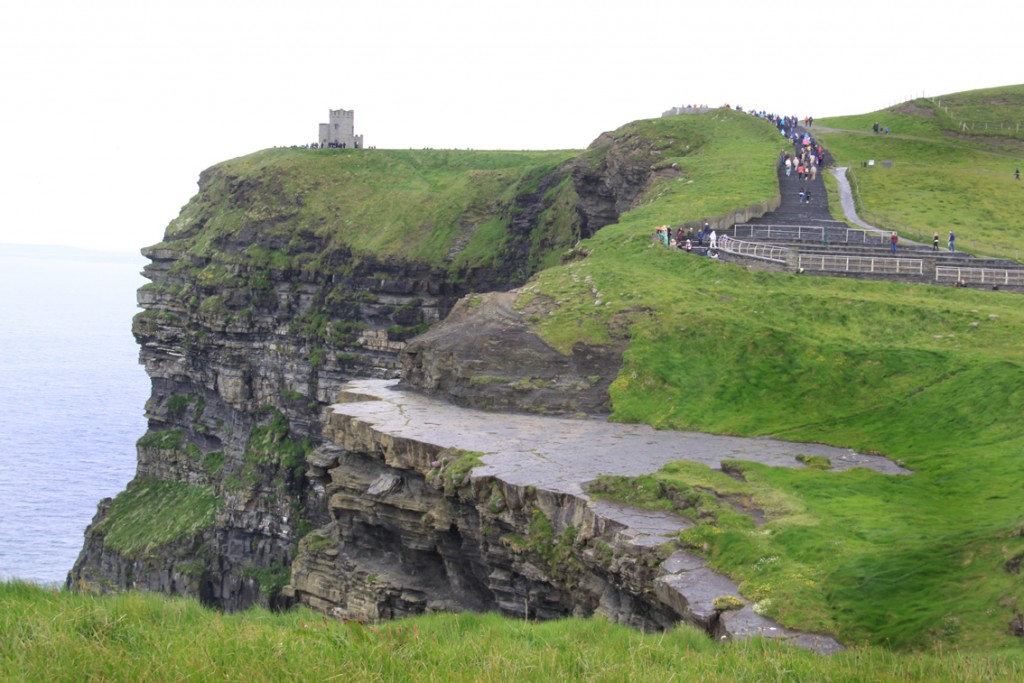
[318,108,364,149]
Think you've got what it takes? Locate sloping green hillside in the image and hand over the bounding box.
[821,84,1024,144]
[519,102,1024,650]
[816,85,1024,258]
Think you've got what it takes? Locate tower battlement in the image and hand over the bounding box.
[318,107,364,149]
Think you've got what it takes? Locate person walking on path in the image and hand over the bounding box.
[933,232,939,251]
[948,231,956,252]
[709,229,718,249]
[890,231,899,255]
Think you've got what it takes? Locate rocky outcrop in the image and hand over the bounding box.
[68,149,584,610]
[286,387,690,630]
[572,131,672,238]
[400,291,627,415]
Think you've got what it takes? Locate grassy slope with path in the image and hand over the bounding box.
[522,102,1024,651]
[814,87,1024,258]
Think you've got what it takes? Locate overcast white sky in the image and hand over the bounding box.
[2,0,1020,252]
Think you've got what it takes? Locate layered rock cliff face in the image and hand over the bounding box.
[69,137,664,611]
[399,290,628,415]
[285,398,681,630]
[573,128,686,238]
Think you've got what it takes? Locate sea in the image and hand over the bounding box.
[0,246,150,585]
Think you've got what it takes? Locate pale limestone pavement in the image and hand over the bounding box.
[334,379,908,495]
[332,379,903,652]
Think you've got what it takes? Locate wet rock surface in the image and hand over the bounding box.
[284,379,907,652]
[334,380,908,487]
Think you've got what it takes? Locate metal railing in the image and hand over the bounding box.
[718,237,788,263]
[732,224,824,241]
[936,266,1024,286]
[799,254,924,275]
[732,224,888,244]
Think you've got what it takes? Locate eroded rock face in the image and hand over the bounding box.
[286,403,681,630]
[68,151,585,610]
[67,240,464,610]
[572,131,673,238]
[68,129,689,616]
[400,291,626,415]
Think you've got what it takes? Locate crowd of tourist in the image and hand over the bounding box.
[654,221,724,259]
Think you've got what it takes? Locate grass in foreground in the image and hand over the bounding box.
[2,582,1021,682]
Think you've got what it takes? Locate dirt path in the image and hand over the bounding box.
[828,166,885,235]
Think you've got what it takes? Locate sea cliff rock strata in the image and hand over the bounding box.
[68,239,459,609]
[69,128,690,609]
[286,379,905,651]
[572,129,677,238]
[69,123,795,642]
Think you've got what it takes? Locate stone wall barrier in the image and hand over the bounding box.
[674,195,782,236]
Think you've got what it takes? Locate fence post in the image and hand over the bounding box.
[787,249,799,271]
[924,256,936,281]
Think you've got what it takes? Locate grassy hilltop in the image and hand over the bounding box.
[158,146,581,278]
[816,84,1024,258]
[6,91,1024,679]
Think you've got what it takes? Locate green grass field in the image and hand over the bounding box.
[159,146,580,274]
[3,582,1021,682]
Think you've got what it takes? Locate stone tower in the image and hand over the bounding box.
[318,108,364,149]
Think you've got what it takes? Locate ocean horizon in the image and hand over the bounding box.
[0,245,149,585]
